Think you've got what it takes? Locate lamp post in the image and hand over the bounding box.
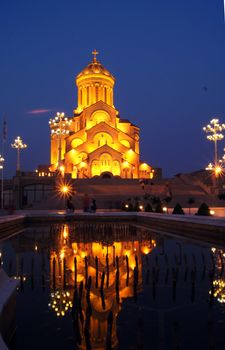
[49,112,71,174]
[203,119,225,185]
[11,136,27,172]
[203,118,225,166]
[0,155,4,209]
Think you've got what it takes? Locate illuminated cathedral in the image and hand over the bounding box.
[49,50,153,179]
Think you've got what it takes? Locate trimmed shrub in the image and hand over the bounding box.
[218,193,225,200]
[128,203,133,211]
[196,202,210,216]
[164,196,172,204]
[188,197,195,206]
[145,202,153,212]
[155,201,163,213]
[121,202,126,211]
[172,203,185,215]
[133,200,140,211]
[151,196,161,205]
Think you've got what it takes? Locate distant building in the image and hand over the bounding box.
[49,50,153,179]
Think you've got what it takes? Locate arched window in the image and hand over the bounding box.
[120,139,130,148]
[100,153,112,173]
[71,138,83,149]
[91,110,111,124]
[93,132,113,147]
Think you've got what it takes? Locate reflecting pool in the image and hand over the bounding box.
[1,222,225,349]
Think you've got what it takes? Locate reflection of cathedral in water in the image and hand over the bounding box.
[210,247,225,304]
[49,223,157,349]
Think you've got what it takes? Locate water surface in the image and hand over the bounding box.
[1,222,225,349]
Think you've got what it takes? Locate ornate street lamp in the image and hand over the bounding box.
[11,136,27,171]
[203,118,225,165]
[49,112,72,172]
[203,119,225,182]
[0,155,4,209]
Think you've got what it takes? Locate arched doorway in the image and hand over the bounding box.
[101,172,112,179]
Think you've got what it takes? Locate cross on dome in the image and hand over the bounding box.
[92,49,99,62]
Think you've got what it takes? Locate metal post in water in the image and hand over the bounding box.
[106,254,109,288]
[63,257,66,290]
[85,256,88,289]
[74,256,77,286]
[125,255,129,286]
[53,257,56,290]
[95,256,98,288]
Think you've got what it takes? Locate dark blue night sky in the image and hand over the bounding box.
[1,0,225,178]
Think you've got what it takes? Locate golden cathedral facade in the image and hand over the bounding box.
[49,50,153,179]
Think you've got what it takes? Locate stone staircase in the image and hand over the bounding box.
[27,176,219,210]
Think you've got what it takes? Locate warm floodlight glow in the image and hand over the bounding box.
[205,162,224,178]
[56,179,73,199]
[210,210,215,215]
[163,206,167,213]
[61,186,69,194]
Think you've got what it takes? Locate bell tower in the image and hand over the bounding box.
[74,50,115,113]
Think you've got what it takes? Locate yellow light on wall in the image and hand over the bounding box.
[140,163,148,170]
[123,161,129,168]
[79,161,87,168]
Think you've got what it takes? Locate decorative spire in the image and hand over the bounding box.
[92,49,99,63]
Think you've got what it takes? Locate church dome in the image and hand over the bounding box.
[75,50,115,112]
[76,50,115,80]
